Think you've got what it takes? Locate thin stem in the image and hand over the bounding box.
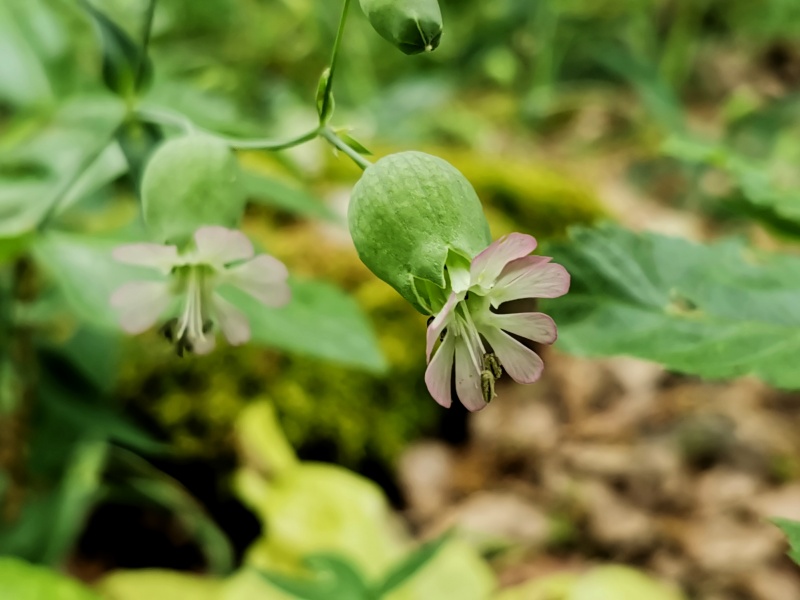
[320,127,372,170]
[136,0,157,89]
[319,0,352,123]
[136,107,322,151]
[37,137,115,230]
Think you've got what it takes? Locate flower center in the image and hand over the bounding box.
[164,266,214,356]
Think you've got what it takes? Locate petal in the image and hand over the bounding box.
[488,312,557,345]
[112,243,178,274]
[425,331,456,408]
[222,254,291,307]
[110,281,172,334]
[426,292,459,362]
[454,336,487,412]
[491,257,570,306]
[212,294,251,346]
[480,326,544,384]
[193,226,254,266]
[470,233,538,289]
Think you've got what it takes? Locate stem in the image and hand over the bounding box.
[136,0,157,89]
[136,107,322,150]
[321,127,372,170]
[319,0,352,123]
[37,138,114,230]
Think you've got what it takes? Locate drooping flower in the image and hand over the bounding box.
[110,226,290,355]
[424,233,569,411]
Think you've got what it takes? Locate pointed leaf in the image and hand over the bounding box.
[373,530,453,597]
[545,224,800,389]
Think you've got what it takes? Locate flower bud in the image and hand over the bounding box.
[358,0,443,55]
[348,152,491,313]
[141,134,246,245]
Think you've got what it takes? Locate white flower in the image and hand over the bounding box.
[110,226,290,355]
[425,233,570,411]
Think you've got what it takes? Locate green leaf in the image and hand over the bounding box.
[335,132,373,156]
[108,448,234,575]
[220,279,387,373]
[142,134,246,244]
[32,229,162,330]
[0,557,101,600]
[0,97,124,237]
[316,68,335,125]
[373,531,452,597]
[97,571,223,600]
[773,517,800,565]
[545,224,800,389]
[42,440,108,565]
[242,171,338,221]
[259,554,370,600]
[80,0,153,98]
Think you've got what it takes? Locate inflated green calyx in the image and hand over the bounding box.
[358,0,443,55]
[348,152,491,313]
[141,134,245,245]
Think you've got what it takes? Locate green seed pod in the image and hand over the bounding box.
[358,0,443,55]
[141,134,245,245]
[348,152,491,314]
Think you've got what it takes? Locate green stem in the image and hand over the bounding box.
[319,0,352,123]
[37,138,115,230]
[136,0,157,89]
[321,127,372,170]
[136,107,322,150]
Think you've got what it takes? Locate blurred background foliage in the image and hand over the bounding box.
[2,0,800,598]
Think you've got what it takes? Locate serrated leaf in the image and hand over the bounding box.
[773,517,800,565]
[242,171,338,221]
[373,530,452,597]
[219,279,387,373]
[544,224,800,389]
[80,0,152,98]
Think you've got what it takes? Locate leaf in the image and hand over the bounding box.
[242,171,338,222]
[258,554,370,600]
[373,531,452,598]
[79,0,153,98]
[32,229,163,331]
[42,440,108,565]
[773,517,800,565]
[108,448,235,575]
[116,118,163,187]
[544,224,800,389]
[336,132,373,156]
[220,279,387,373]
[0,557,102,600]
[0,97,124,237]
[97,570,224,600]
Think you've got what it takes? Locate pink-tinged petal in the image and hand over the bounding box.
[110,281,171,334]
[112,243,178,273]
[212,294,251,346]
[454,337,487,412]
[425,332,456,408]
[470,233,538,288]
[426,292,459,362]
[192,334,217,355]
[488,312,557,345]
[491,257,570,306]
[193,226,254,265]
[480,326,544,384]
[224,254,291,307]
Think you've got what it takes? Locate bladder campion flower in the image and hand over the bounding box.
[110,226,290,355]
[425,233,569,411]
